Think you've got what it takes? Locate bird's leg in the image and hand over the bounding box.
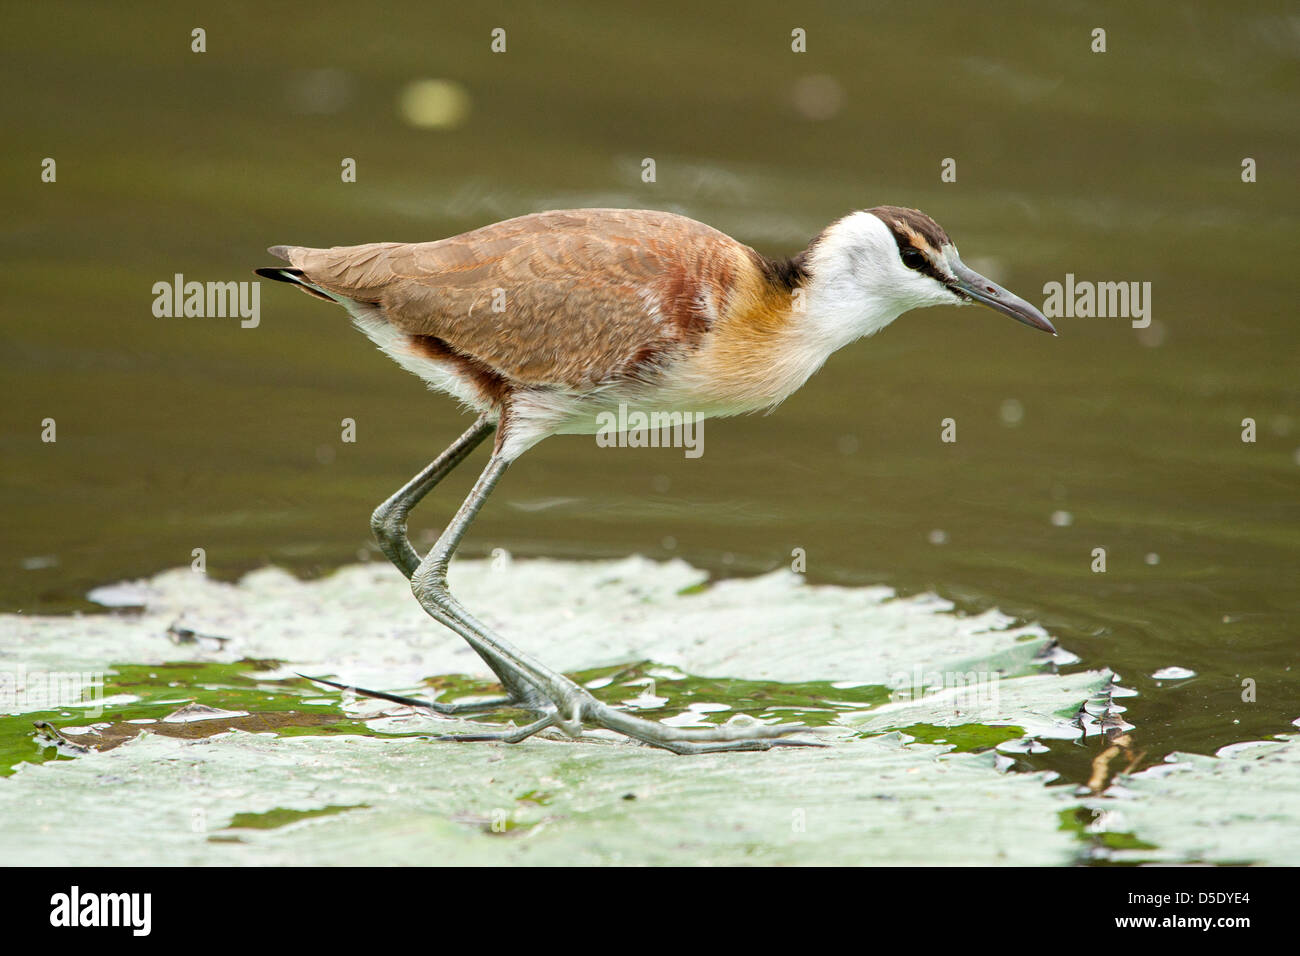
[408,450,816,753]
[370,412,495,577]
[407,452,571,724]
[364,412,538,714]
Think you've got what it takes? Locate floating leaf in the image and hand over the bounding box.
[0,558,1133,864]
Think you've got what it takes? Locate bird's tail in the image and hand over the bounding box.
[253,245,339,302]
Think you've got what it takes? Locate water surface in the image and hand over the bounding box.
[2,2,1297,785]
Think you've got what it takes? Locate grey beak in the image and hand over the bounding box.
[948,261,1058,335]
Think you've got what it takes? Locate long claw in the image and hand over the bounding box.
[298,673,428,708]
[298,673,523,717]
[433,714,557,745]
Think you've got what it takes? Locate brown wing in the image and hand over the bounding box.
[281,209,745,390]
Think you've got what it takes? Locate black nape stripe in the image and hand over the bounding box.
[751,224,834,292]
[755,251,810,290]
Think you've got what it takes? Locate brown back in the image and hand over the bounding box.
[283,209,749,390]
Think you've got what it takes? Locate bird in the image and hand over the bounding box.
[256,206,1056,754]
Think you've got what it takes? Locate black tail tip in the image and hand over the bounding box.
[254,266,305,283]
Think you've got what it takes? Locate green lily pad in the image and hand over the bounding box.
[0,557,1125,864]
[1080,735,1300,865]
[0,728,1083,865]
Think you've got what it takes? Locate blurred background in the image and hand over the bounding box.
[1,1,1296,777]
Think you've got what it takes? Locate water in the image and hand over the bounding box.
[2,2,1297,786]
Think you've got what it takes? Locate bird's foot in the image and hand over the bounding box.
[432,683,820,754]
[580,697,821,754]
[304,672,820,754]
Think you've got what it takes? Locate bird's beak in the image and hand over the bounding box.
[947,260,1058,335]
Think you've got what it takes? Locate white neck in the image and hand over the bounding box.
[798,211,936,353]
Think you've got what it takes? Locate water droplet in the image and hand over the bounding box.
[790,74,844,121]
[999,398,1024,426]
[397,79,471,130]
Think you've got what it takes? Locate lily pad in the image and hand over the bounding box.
[0,729,1082,865]
[1080,735,1300,865]
[0,557,1123,864]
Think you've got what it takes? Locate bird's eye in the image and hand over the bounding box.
[901,248,926,271]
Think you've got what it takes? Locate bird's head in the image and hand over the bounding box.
[801,205,1057,342]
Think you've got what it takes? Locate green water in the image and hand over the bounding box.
[2,2,1297,787]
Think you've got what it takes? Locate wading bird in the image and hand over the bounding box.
[257,207,1056,754]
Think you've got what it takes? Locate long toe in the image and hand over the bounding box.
[431,713,559,745]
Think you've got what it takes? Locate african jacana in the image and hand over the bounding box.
[257,206,1056,753]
